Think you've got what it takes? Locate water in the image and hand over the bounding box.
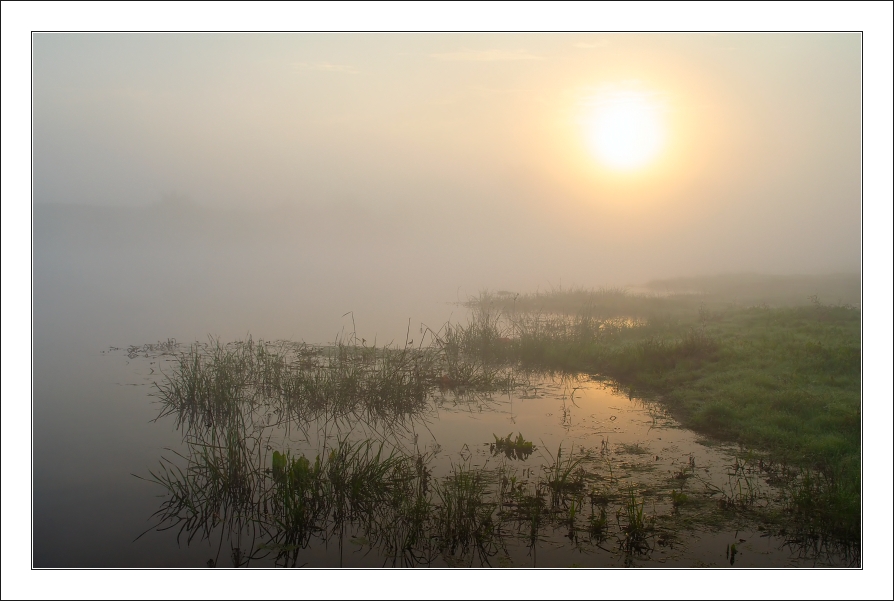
[30,204,856,568]
[32,204,462,567]
[33,339,853,568]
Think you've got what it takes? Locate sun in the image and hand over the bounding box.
[584,86,667,171]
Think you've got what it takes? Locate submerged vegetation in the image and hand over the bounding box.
[138,399,676,567]
[138,275,860,566]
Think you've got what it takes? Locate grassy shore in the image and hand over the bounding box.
[147,275,860,553]
[465,281,860,543]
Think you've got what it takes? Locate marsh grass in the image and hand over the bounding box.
[140,402,860,567]
[496,468,546,546]
[140,426,429,567]
[144,410,715,566]
[153,336,441,435]
[618,443,650,456]
[471,287,686,320]
[127,338,179,359]
[670,489,689,509]
[588,505,609,541]
[541,444,588,501]
[138,278,859,563]
[466,288,860,548]
[696,456,764,511]
[154,326,537,440]
[618,489,653,554]
[783,465,860,546]
[433,462,500,561]
[425,312,526,392]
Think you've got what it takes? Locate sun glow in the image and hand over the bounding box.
[585,86,667,171]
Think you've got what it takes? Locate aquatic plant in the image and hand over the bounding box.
[783,464,860,548]
[691,454,764,512]
[491,432,534,460]
[726,542,738,566]
[670,489,689,509]
[541,444,586,500]
[588,505,608,541]
[433,462,499,560]
[618,489,653,554]
[153,336,439,434]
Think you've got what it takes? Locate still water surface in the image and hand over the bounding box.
[33,335,849,568]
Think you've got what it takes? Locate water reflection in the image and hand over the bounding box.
[136,337,858,567]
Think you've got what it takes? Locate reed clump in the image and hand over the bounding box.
[618,489,654,554]
[783,463,860,546]
[154,327,532,436]
[140,421,667,566]
[153,336,438,432]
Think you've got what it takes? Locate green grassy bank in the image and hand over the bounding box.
[463,281,861,543]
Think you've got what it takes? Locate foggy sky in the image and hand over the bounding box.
[33,33,861,286]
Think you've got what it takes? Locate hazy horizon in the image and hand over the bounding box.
[33,33,861,287]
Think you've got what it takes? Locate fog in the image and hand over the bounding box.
[31,33,862,345]
[6,20,892,588]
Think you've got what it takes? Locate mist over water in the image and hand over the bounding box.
[27,31,868,571]
[31,199,861,568]
[34,198,860,346]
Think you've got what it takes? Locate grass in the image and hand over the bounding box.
[153,336,440,433]
[142,275,860,561]
[783,465,860,544]
[618,443,650,455]
[695,454,764,511]
[541,443,587,500]
[465,285,861,546]
[140,417,859,566]
[140,428,428,566]
[153,328,531,436]
[588,505,609,540]
[670,489,689,509]
[141,416,700,566]
[433,462,499,560]
[425,312,521,391]
[618,489,653,554]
